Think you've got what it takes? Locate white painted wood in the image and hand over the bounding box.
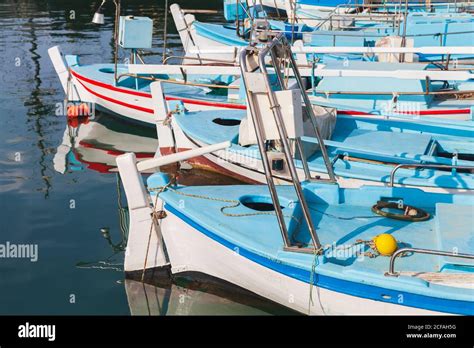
[136,141,232,172]
[190,45,474,55]
[170,3,197,59]
[150,82,168,122]
[116,152,168,272]
[116,153,149,210]
[151,81,176,155]
[48,46,69,93]
[128,63,474,81]
[309,68,474,81]
[293,40,308,66]
[128,64,241,75]
[123,205,169,272]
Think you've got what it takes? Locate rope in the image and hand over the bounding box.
[76,260,123,272]
[372,201,430,222]
[141,179,175,283]
[307,235,393,313]
[149,185,301,221]
[308,247,321,313]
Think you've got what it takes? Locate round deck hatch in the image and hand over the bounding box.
[212,118,241,126]
[239,195,285,212]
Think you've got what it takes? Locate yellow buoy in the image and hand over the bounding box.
[373,234,398,256]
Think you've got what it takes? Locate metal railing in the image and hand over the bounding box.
[385,247,474,277]
[239,34,337,252]
[389,163,474,187]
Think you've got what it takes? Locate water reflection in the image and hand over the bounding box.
[54,110,275,315]
[53,113,157,174]
[1,0,286,315]
[125,276,298,316]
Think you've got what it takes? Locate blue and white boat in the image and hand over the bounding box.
[116,38,474,315]
[153,35,473,193]
[116,168,474,315]
[253,0,474,19]
[49,43,474,125]
[172,3,474,63]
[156,105,474,192]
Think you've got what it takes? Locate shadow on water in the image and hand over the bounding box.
[126,270,300,316]
[24,16,54,198]
[59,111,263,314]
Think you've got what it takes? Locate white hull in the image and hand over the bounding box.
[171,4,240,64]
[70,70,234,125]
[158,202,440,315]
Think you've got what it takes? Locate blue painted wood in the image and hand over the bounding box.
[147,173,474,314]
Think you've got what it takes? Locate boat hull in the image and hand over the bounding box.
[72,69,474,125]
[157,200,440,315]
[69,70,244,125]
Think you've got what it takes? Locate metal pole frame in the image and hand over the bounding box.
[239,46,293,249]
[385,247,474,277]
[113,0,120,85]
[256,35,325,249]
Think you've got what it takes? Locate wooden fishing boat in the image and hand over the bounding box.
[152,36,473,193]
[48,44,474,124]
[116,37,474,315]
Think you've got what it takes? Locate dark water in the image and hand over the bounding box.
[0,0,293,315]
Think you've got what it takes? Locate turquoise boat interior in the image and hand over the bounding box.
[192,12,474,62]
[66,57,241,105]
[309,60,474,115]
[67,56,474,119]
[147,172,474,314]
[173,108,474,190]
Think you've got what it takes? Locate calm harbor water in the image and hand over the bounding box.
[0,0,294,315]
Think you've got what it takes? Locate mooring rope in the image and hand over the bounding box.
[147,184,394,314]
[141,179,175,283]
[149,185,301,222]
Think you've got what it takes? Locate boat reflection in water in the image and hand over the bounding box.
[54,111,293,314]
[53,113,158,174]
[125,274,298,316]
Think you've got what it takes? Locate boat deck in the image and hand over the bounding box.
[147,174,473,305]
[70,63,234,104]
[173,109,474,189]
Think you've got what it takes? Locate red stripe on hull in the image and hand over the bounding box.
[76,78,155,114]
[166,96,247,110]
[337,109,470,116]
[72,70,246,111]
[71,69,151,98]
[71,70,470,117]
